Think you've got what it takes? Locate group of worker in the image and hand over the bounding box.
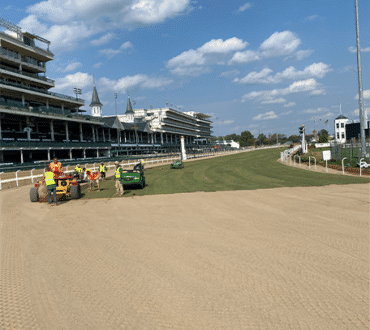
[43,158,144,205]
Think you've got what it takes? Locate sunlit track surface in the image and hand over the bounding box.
[0,183,369,329]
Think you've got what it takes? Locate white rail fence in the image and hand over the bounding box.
[0,145,280,190]
[280,145,301,162]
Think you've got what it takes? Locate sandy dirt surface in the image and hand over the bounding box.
[1,176,368,329]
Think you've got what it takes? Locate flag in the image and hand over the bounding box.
[325,120,328,125]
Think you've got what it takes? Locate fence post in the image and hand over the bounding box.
[342,157,347,175]
[31,168,35,183]
[360,158,364,176]
[312,157,316,170]
[16,170,20,187]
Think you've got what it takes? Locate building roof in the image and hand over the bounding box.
[335,114,347,120]
[121,121,151,132]
[90,85,102,107]
[126,97,134,114]
[100,116,123,129]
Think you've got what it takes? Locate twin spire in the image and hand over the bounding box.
[90,79,134,117]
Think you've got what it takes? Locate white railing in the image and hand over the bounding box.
[280,145,301,162]
[0,145,281,189]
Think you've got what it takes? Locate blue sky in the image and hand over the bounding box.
[2,0,370,137]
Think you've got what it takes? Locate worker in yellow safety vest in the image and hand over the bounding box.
[114,161,124,196]
[99,162,107,181]
[74,164,83,180]
[44,166,58,206]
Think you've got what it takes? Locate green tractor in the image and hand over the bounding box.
[121,163,146,189]
[170,160,184,169]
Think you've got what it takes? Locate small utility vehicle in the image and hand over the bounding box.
[170,160,184,169]
[120,163,145,189]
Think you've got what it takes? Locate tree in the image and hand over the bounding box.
[257,133,267,145]
[240,131,254,146]
[287,134,301,143]
[318,129,329,137]
[319,134,328,143]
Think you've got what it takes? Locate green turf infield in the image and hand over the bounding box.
[81,148,370,199]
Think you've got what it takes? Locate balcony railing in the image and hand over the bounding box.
[0,79,84,104]
[0,64,54,84]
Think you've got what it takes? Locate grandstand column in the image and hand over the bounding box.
[161,132,163,145]
[171,134,173,144]
[65,122,69,141]
[103,129,106,142]
[22,94,25,106]
[61,103,64,114]
[47,149,50,161]
[151,133,154,144]
[83,149,86,158]
[46,100,49,109]
[166,134,168,143]
[108,129,111,142]
[97,149,99,158]
[92,126,96,142]
[69,149,72,160]
[124,131,127,143]
[50,120,55,141]
[0,117,2,140]
[140,132,143,143]
[79,123,84,142]
[0,151,3,163]
[20,149,24,164]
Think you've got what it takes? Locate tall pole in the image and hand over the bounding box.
[355,0,366,157]
[115,93,120,149]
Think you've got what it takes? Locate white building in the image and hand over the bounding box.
[115,97,213,145]
[334,114,348,143]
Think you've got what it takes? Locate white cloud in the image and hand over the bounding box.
[235,68,273,84]
[228,31,311,65]
[228,50,260,64]
[355,89,370,100]
[99,41,133,59]
[349,46,370,53]
[167,37,247,76]
[285,49,313,61]
[27,0,192,25]
[61,62,82,72]
[281,110,293,115]
[305,15,319,21]
[260,31,301,58]
[261,98,286,104]
[242,78,321,103]
[237,3,252,12]
[198,37,248,54]
[54,72,93,91]
[253,111,278,120]
[93,62,104,69]
[220,69,240,77]
[22,0,192,53]
[222,120,235,125]
[91,32,115,46]
[99,74,173,93]
[284,102,296,107]
[236,63,331,85]
[303,107,327,114]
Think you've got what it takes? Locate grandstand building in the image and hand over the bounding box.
[0,18,212,165]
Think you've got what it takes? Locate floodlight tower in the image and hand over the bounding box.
[355,0,367,157]
[299,125,306,153]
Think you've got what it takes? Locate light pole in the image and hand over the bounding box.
[115,93,120,150]
[73,88,81,100]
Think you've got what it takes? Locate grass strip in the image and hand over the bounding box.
[81,148,370,199]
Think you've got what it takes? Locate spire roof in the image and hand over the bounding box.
[126,96,134,114]
[90,84,103,107]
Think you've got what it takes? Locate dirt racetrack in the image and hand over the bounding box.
[0,180,369,329]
